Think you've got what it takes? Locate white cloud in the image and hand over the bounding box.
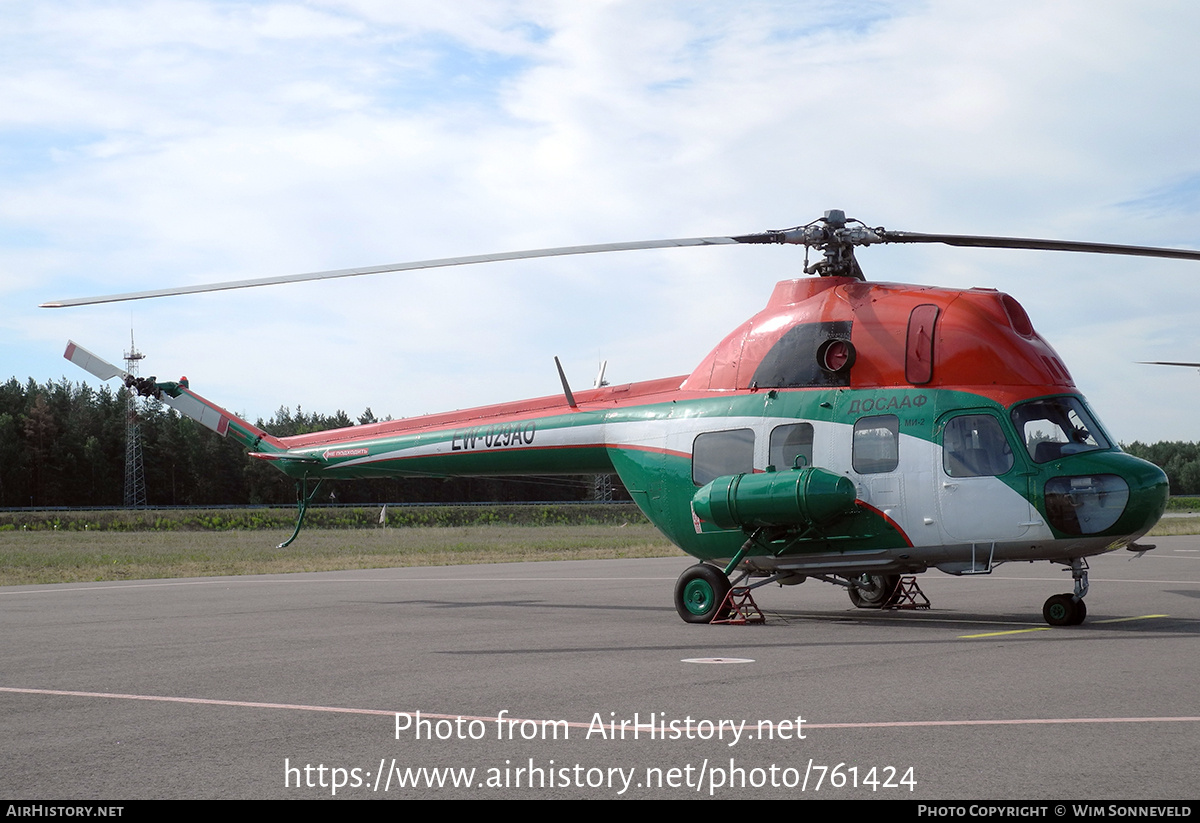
[3,0,1200,443]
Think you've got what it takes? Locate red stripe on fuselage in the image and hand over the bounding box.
[854,500,914,547]
[322,441,691,468]
[278,375,688,449]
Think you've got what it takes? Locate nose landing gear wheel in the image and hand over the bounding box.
[674,564,732,624]
[847,574,901,608]
[1043,593,1087,626]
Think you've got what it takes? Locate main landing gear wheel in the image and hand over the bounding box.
[1043,593,1087,626]
[674,564,732,624]
[847,574,901,608]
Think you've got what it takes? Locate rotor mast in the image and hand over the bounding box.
[732,209,879,279]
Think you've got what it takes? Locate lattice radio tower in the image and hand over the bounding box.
[123,330,148,508]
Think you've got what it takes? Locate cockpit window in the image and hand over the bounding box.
[1010,397,1109,463]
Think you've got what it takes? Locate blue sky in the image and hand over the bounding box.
[4,0,1200,442]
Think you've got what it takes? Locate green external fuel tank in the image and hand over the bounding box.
[692,466,858,531]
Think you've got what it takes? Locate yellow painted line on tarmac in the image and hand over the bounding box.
[960,614,1169,637]
[959,627,1051,638]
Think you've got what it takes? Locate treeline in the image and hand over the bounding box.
[1121,441,1200,496]
[0,377,616,508]
[9,376,1200,509]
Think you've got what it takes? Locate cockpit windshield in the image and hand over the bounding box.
[1010,396,1110,463]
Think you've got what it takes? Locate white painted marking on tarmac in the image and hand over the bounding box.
[3,580,223,594]
[680,657,755,664]
[0,685,395,717]
[0,576,677,595]
[960,573,1200,583]
[4,685,1199,732]
[0,687,590,732]
[808,716,1200,729]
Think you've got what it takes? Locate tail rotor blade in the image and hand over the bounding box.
[64,341,128,381]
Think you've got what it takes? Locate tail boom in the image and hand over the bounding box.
[63,339,285,454]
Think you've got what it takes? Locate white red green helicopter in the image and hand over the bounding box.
[46,210,1199,626]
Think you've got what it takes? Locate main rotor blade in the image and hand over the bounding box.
[42,213,1200,309]
[40,235,745,308]
[877,231,1200,261]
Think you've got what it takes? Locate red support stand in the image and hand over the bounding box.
[884,576,931,610]
[712,587,766,625]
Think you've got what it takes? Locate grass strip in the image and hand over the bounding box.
[3,504,1194,587]
[0,524,684,586]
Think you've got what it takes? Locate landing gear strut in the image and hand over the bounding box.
[1042,558,1089,626]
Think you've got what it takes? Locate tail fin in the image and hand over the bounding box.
[64,340,286,454]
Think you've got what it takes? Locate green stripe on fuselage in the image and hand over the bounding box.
[262,385,1160,557]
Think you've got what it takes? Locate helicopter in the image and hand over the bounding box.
[46,209,1199,627]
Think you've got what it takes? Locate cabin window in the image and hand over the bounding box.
[1010,397,1109,463]
[692,428,755,486]
[853,415,899,474]
[769,423,814,471]
[942,414,1014,477]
